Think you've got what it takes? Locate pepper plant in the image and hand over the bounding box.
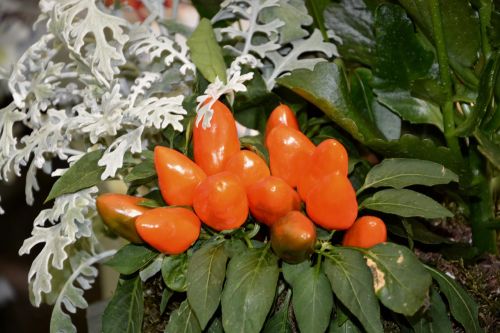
[0,0,496,332]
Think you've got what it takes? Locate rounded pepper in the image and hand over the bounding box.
[342,216,387,248]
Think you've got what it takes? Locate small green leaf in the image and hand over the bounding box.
[306,0,330,40]
[277,61,384,144]
[124,159,156,183]
[408,289,453,333]
[159,289,173,315]
[45,150,104,202]
[324,248,383,333]
[360,189,453,218]
[164,300,201,333]
[362,243,432,316]
[221,247,279,333]
[105,244,159,275]
[187,241,228,329]
[375,89,443,131]
[187,18,227,83]
[262,289,292,333]
[102,276,143,333]
[359,158,458,192]
[426,265,483,333]
[161,254,188,292]
[282,261,333,333]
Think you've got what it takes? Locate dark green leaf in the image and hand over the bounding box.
[350,68,401,140]
[191,0,223,19]
[187,241,228,329]
[475,130,500,169]
[164,300,201,333]
[375,89,443,131]
[324,248,383,333]
[105,244,159,275]
[124,159,156,183]
[102,276,143,333]
[206,318,224,333]
[362,243,432,315]
[359,158,458,192]
[328,304,362,333]
[277,61,384,143]
[221,247,279,333]
[454,53,500,136]
[426,265,483,333]
[408,289,453,333]
[159,289,173,315]
[324,0,377,66]
[282,262,333,333]
[262,289,292,333]
[223,238,247,258]
[387,219,453,245]
[373,4,434,89]
[360,189,453,218]
[187,18,227,83]
[261,0,313,44]
[45,150,104,202]
[162,254,188,292]
[306,0,330,40]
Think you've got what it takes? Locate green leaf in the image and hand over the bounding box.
[260,0,313,44]
[161,254,188,292]
[277,61,384,143]
[164,300,201,333]
[105,244,159,275]
[187,18,227,83]
[366,134,467,183]
[206,318,224,333]
[350,68,401,140]
[360,188,453,218]
[359,158,458,192]
[328,304,362,333]
[373,4,434,89]
[408,289,453,333]
[124,159,156,183]
[387,219,453,245]
[324,248,383,333]
[45,150,104,202]
[187,241,228,329]
[159,289,173,315]
[375,89,443,131]
[262,289,292,333]
[282,261,333,333]
[475,130,500,169]
[362,243,432,316]
[426,265,483,333]
[102,276,143,333]
[324,0,377,66]
[306,0,330,40]
[191,0,223,19]
[221,247,279,333]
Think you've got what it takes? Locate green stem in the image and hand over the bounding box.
[427,0,462,157]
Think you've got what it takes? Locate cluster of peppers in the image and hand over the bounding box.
[97,101,387,264]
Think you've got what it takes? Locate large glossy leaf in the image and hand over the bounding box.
[102,276,143,333]
[361,243,432,316]
[282,262,333,333]
[359,158,458,192]
[426,265,483,333]
[187,18,226,83]
[360,189,453,218]
[221,247,279,333]
[187,241,228,329]
[408,289,453,333]
[375,89,443,131]
[161,254,188,292]
[373,4,434,89]
[164,300,202,333]
[277,61,384,143]
[262,290,292,333]
[324,0,377,66]
[45,150,104,202]
[324,248,383,333]
[366,134,467,183]
[105,244,159,275]
[350,68,401,140]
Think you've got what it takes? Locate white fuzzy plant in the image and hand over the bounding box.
[0,0,336,330]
